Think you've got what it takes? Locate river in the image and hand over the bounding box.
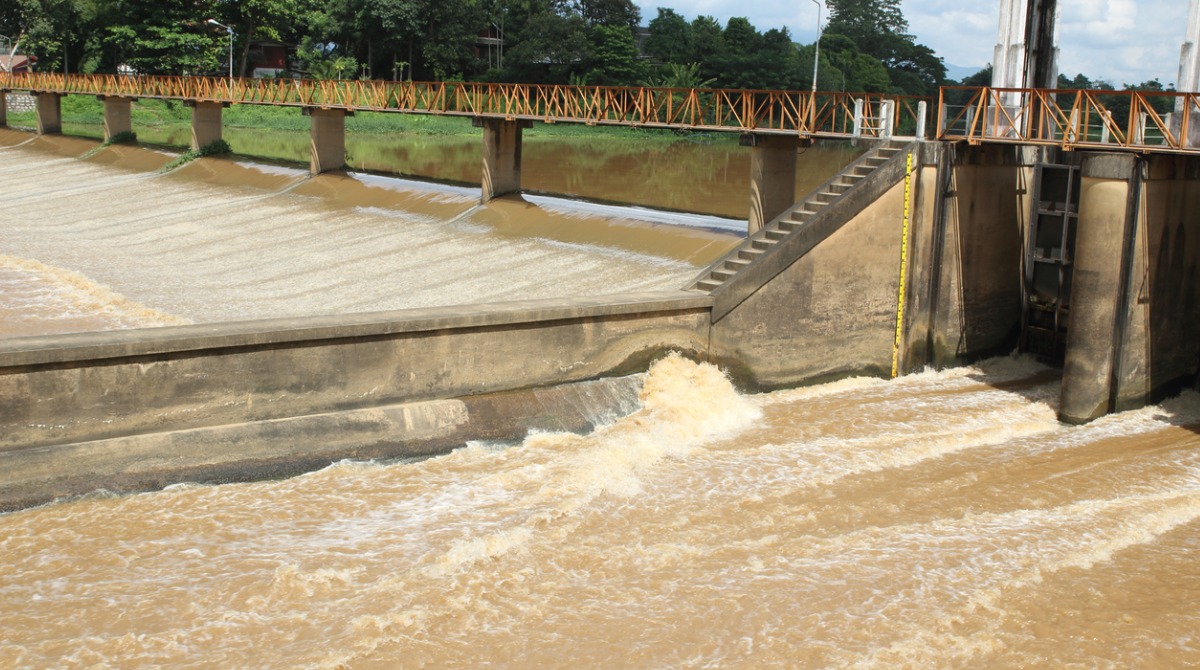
[2,127,1199,668]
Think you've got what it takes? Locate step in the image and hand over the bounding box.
[777,220,802,232]
[711,268,737,281]
[737,248,763,261]
[752,238,777,250]
[764,228,789,241]
[724,257,752,269]
[695,279,723,292]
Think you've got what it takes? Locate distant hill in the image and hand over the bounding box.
[945,63,985,83]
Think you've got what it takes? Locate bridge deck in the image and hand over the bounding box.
[0,73,922,139]
[3,74,1199,154]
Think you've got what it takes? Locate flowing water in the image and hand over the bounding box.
[3,129,1200,668]
[2,354,1200,668]
[0,131,742,336]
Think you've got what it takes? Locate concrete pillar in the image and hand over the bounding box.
[33,92,62,135]
[101,96,133,141]
[1173,0,1200,147]
[478,118,532,202]
[1112,154,1200,411]
[1059,153,1138,424]
[188,101,224,151]
[742,134,799,235]
[992,0,1061,121]
[307,108,347,174]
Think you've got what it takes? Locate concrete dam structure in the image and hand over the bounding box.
[2,118,1199,511]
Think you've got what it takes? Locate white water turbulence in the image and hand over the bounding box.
[3,354,1200,668]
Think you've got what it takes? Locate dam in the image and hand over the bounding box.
[4,6,1200,657]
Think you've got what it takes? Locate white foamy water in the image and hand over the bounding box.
[2,356,1199,668]
[0,144,730,335]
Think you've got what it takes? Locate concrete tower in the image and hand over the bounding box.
[1177,0,1200,94]
[1174,0,1200,145]
[992,0,1060,113]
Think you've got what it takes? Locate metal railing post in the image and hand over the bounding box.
[852,98,864,139]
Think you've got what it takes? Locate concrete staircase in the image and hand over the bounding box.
[688,141,908,295]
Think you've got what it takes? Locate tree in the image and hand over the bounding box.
[97,0,222,75]
[585,23,645,85]
[504,9,588,81]
[643,8,690,65]
[577,0,639,29]
[824,0,944,95]
[214,0,314,78]
[688,15,725,83]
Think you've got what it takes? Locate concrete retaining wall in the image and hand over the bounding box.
[926,144,1031,367]
[1112,154,1200,411]
[5,92,34,113]
[0,292,709,510]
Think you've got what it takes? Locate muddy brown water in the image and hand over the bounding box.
[4,127,1199,668]
[2,355,1200,668]
[40,121,861,220]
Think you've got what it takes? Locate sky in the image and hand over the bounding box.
[630,0,1195,87]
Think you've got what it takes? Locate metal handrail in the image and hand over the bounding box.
[937,86,1200,153]
[0,72,931,139]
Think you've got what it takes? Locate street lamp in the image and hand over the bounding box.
[206,19,234,80]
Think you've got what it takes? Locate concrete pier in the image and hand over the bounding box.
[307,108,348,174]
[100,96,133,141]
[188,101,224,150]
[744,134,799,235]
[479,118,532,202]
[1058,153,1138,424]
[33,92,62,135]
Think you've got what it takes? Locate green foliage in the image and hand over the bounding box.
[160,138,233,172]
[823,0,945,95]
[5,0,954,97]
[643,62,716,90]
[585,24,646,86]
[643,8,691,65]
[80,129,138,158]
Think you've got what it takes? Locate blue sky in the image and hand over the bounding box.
[631,0,1193,87]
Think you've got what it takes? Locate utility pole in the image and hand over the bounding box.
[206,19,234,81]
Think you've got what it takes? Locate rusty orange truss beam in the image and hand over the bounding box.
[0,72,930,139]
[938,86,1200,154]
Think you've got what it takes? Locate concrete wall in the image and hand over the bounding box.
[926,145,1030,367]
[708,141,1032,390]
[708,144,926,388]
[0,293,709,509]
[1112,154,1200,411]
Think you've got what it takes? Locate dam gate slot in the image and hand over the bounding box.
[1021,161,1080,365]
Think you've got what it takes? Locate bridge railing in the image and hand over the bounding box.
[938,86,1200,153]
[1,72,931,139]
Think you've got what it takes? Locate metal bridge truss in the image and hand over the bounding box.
[939,86,1200,154]
[1,72,925,139]
[4,74,1199,154]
